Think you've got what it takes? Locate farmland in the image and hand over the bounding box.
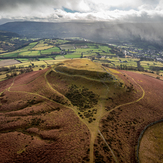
[19,51,40,56]
[0,59,20,67]
[0,38,163,83]
[32,41,53,50]
[0,38,121,82]
[41,47,61,54]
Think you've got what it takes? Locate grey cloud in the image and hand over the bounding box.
[0,0,161,11]
[0,0,163,25]
[142,0,160,5]
[0,0,84,11]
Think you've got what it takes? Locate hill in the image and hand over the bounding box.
[0,30,36,54]
[0,30,20,41]
[0,21,163,49]
[0,59,163,162]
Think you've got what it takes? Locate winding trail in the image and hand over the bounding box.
[0,65,146,163]
[96,69,146,163]
[101,71,145,118]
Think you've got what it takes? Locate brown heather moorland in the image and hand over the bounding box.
[0,59,163,163]
[95,70,163,163]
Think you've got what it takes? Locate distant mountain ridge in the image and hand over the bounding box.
[0,21,163,48]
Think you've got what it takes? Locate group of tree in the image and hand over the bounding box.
[102,63,145,71]
[117,64,144,71]
[149,66,163,71]
[0,65,18,73]
[6,67,33,79]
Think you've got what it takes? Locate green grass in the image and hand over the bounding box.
[73,48,99,54]
[41,47,61,54]
[38,58,54,61]
[55,39,69,44]
[101,53,115,56]
[55,56,65,59]
[99,46,111,53]
[88,46,101,52]
[16,58,30,63]
[1,42,38,57]
[19,51,40,56]
[73,45,111,54]
[64,54,81,58]
[59,44,75,50]
[140,61,163,70]
[75,48,91,53]
[105,57,138,68]
[69,47,114,57]
[20,42,38,51]
[83,53,97,57]
[2,52,19,57]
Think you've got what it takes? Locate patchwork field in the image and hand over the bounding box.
[19,51,40,56]
[41,47,61,54]
[32,43,53,51]
[0,59,20,67]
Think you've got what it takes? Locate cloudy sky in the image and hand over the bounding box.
[0,0,163,24]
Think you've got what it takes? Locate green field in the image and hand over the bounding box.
[0,42,39,57]
[55,56,65,59]
[0,40,113,59]
[38,58,54,61]
[16,58,30,63]
[59,44,75,50]
[2,52,19,57]
[64,54,81,58]
[20,42,38,51]
[83,52,97,57]
[19,51,40,56]
[55,39,69,44]
[140,61,163,70]
[41,47,61,54]
[99,46,111,53]
[104,57,138,68]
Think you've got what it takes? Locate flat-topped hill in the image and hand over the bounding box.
[0,59,163,163]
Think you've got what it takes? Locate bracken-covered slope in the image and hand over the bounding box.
[0,59,163,163]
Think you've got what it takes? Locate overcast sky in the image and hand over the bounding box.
[0,0,163,24]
